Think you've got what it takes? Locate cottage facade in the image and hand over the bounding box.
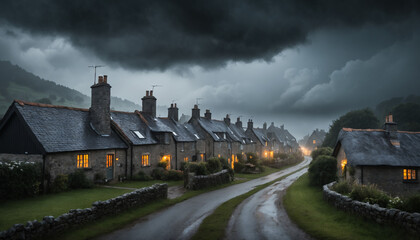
[333,115,420,196]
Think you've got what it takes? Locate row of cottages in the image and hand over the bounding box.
[304,129,326,152]
[334,114,420,196]
[0,76,293,186]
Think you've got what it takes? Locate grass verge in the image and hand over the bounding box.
[0,187,131,231]
[191,166,307,240]
[111,180,183,188]
[283,174,417,240]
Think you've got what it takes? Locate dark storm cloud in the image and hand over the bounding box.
[0,0,419,70]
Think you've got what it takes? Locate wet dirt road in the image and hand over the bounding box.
[225,167,312,240]
[97,157,311,240]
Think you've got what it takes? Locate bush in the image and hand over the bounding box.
[236,153,245,163]
[349,183,390,207]
[246,152,258,165]
[68,169,92,189]
[331,180,352,195]
[207,158,222,173]
[0,161,42,199]
[311,147,333,163]
[151,167,168,180]
[234,162,245,173]
[401,194,420,213]
[157,161,168,169]
[132,170,153,181]
[167,170,183,180]
[218,157,230,170]
[308,155,337,186]
[180,161,188,171]
[196,162,209,175]
[51,174,68,193]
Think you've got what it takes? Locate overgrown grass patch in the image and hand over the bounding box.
[283,174,416,240]
[0,187,131,231]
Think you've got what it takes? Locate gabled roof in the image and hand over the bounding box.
[334,128,420,167]
[110,111,157,145]
[253,128,269,145]
[9,101,127,153]
[140,114,174,133]
[183,123,206,140]
[196,117,240,142]
[267,124,298,148]
[228,124,252,144]
[159,118,196,142]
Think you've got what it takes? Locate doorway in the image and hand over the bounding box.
[106,154,114,180]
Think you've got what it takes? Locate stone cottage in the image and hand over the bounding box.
[333,114,420,196]
[304,128,326,151]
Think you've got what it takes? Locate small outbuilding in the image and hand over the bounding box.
[333,114,420,196]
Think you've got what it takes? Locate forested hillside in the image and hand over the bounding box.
[0,61,140,117]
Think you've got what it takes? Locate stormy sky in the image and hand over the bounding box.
[0,0,419,139]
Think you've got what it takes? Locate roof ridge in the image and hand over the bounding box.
[342,128,420,134]
[14,100,89,112]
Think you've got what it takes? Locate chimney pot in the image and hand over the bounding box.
[98,76,103,83]
[150,90,153,96]
[103,75,108,83]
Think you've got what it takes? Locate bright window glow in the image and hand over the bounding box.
[184,157,188,162]
[142,154,150,167]
[133,130,145,139]
[200,153,204,161]
[341,159,347,173]
[106,154,113,168]
[77,154,89,168]
[161,155,171,170]
[404,169,417,180]
[313,139,316,144]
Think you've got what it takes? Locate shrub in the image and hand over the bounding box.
[132,170,153,181]
[331,180,352,195]
[349,183,390,207]
[51,174,68,193]
[246,152,258,165]
[0,161,42,199]
[236,153,245,163]
[68,169,92,189]
[157,161,168,169]
[207,158,222,173]
[308,155,337,186]
[151,167,168,180]
[180,161,189,171]
[310,147,333,163]
[167,170,183,180]
[234,162,245,173]
[401,194,420,213]
[195,162,209,175]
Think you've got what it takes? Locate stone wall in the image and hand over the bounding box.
[186,169,232,190]
[323,182,420,234]
[0,184,167,240]
[0,154,43,164]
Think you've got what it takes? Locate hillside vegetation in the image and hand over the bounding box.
[0,61,140,118]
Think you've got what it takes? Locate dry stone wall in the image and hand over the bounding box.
[186,169,232,190]
[323,182,420,234]
[0,183,167,240]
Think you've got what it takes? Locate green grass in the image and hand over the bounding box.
[112,180,183,188]
[191,166,307,240]
[0,187,131,231]
[235,166,282,180]
[283,174,416,240]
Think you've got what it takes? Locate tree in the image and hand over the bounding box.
[311,147,333,162]
[392,103,420,131]
[322,109,379,148]
[308,155,337,186]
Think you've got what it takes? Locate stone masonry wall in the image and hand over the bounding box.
[0,184,168,240]
[323,182,420,234]
[186,169,232,190]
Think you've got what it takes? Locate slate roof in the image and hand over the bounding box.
[159,118,196,142]
[252,128,269,145]
[267,124,299,148]
[183,123,206,140]
[228,124,252,144]
[141,114,173,133]
[110,111,157,145]
[196,118,241,142]
[334,128,420,167]
[13,101,127,153]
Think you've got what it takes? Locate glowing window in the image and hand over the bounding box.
[142,154,150,167]
[200,153,205,161]
[133,130,145,139]
[77,154,89,168]
[269,151,274,159]
[341,159,347,173]
[106,154,113,168]
[184,157,189,162]
[403,169,417,181]
[313,140,316,144]
[161,155,171,170]
[218,154,221,158]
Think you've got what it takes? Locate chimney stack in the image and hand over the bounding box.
[384,113,399,146]
[247,119,253,130]
[205,109,212,120]
[263,122,267,132]
[224,114,231,125]
[192,104,200,119]
[236,117,242,129]
[142,90,157,118]
[90,75,111,136]
[168,103,179,121]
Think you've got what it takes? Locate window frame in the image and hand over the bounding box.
[77,154,89,168]
[403,168,417,182]
[141,154,150,167]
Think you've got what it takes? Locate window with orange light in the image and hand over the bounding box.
[341,159,347,173]
[141,154,150,167]
[403,169,417,181]
[184,157,188,162]
[106,154,113,168]
[269,151,274,159]
[161,155,171,170]
[77,154,89,168]
[200,153,204,161]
